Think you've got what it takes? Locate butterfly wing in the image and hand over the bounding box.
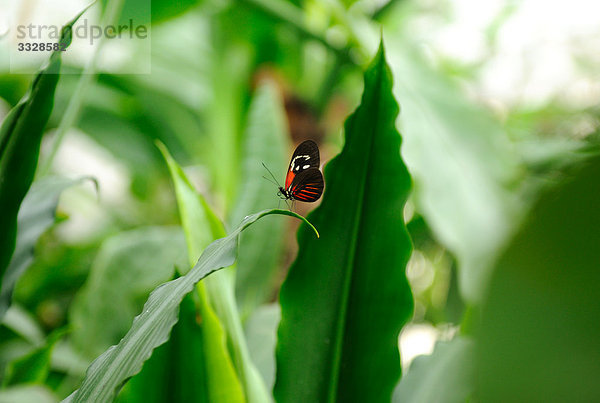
[284,140,321,189]
[289,167,324,202]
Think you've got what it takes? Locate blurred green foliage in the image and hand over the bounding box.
[0,0,599,401]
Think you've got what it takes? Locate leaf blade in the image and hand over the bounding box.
[229,81,289,319]
[158,142,244,403]
[392,337,475,403]
[274,41,413,402]
[0,10,85,296]
[66,208,313,402]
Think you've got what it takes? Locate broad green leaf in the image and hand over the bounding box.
[478,155,600,402]
[229,82,288,319]
[160,143,271,402]
[70,227,187,359]
[116,295,207,403]
[0,10,84,296]
[274,42,413,402]
[3,329,66,386]
[392,337,475,403]
[65,209,316,403]
[388,40,521,304]
[0,177,90,320]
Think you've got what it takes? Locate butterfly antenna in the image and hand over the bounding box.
[262,175,279,187]
[262,162,281,187]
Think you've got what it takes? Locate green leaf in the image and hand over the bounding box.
[478,156,600,402]
[244,304,280,392]
[116,295,208,403]
[0,177,91,320]
[160,143,278,403]
[65,208,315,402]
[274,42,413,402]
[205,44,252,211]
[0,10,84,297]
[229,81,289,318]
[70,227,187,359]
[2,305,45,346]
[149,143,244,403]
[388,41,520,304]
[392,337,475,403]
[3,329,67,386]
[103,0,200,26]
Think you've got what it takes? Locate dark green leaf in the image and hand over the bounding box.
[65,209,316,403]
[478,156,600,402]
[230,82,288,318]
[0,10,85,297]
[0,177,90,320]
[392,337,475,403]
[274,42,413,402]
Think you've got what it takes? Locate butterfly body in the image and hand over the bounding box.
[278,140,324,203]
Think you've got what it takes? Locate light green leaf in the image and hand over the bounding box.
[388,41,521,304]
[151,143,244,403]
[160,142,278,402]
[230,81,289,319]
[65,209,315,402]
[392,337,475,403]
[0,385,58,403]
[275,41,413,402]
[245,304,280,392]
[2,305,45,346]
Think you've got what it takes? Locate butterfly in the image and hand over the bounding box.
[263,140,324,207]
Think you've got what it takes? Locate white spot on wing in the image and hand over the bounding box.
[303,164,310,169]
[290,155,310,172]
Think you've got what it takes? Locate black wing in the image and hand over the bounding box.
[288,140,320,174]
[289,168,324,202]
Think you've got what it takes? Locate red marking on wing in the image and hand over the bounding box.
[285,170,295,189]
[291,181,323,202]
